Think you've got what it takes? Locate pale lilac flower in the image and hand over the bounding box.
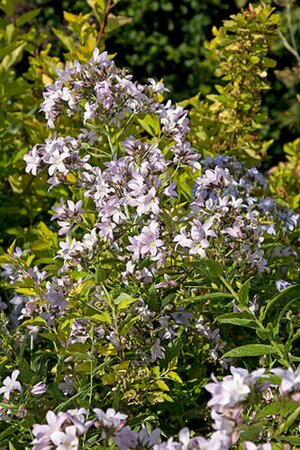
[113,427,138,450]
[211,410,235,436]
[271,367,300,394]
[92,48,112,67]
[137,426,161,448]
[136,187,160,216]
[154,437,180,450]
[83,101,98,123]
[223,224,243,239]
[0,296,7,310]
[205,371,251,410]
[51,425,79,450]
[31,382,47,395]
[0,370,22,400]
[93,408,127,438]
[151,338,165,362]
[32,411,67,449]
[163,181,178,198]
[46,149,70,176]
[148,78,169,94]
[139,222,164,258]
[96,220,116,241]
[24,147,42,175]
[59,375,75,396]
[174,227,192,249]
[95,80,114,110]
[66,408,92,436]
[192,435,223,450]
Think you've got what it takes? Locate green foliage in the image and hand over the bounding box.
[105,0,241,100]
[269,137,300,210]
[186,3,279,165]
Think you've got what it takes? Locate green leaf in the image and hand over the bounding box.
[222,344,276,358]
[16,287,37,296]
[250,55,260,64]
[90,312,112,325]
[52,28,75,51]
[282,436,300,446]
[239,279,251,306]
[183,292,233,303]
[155,380,169,391]
[137,114,160,137]
[263,57,276,68]
[256,400,299,419]
[7,239,17,256]
[0,42,22,60]
[120,316,139,337]
[114,293,136,311]
[106,14,132,33]
[16,8,41,27]
[158,392,174,402]
[20,317,47,327]
[217,312,256,328]
[165,371,183,383]
[1,42,27,70]
[194,259,223,278]
[204,259,223,277]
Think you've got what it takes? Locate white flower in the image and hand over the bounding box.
[271,367,300,394]
[0,370,22,400]
[206,370,251,410]
[51,425,79,450]
[46,149,70,176]
[32,410,67,448]
[24,147,41,175]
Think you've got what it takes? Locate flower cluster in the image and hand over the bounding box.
[174,155,298,273]
[24,49,200,282]
[30,366,300,449]
[32,407,161,450]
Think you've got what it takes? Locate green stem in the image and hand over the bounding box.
[220,276,239,301]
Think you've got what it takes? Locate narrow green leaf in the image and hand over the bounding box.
[16,8,41,27]
[183,292,233,303]
[20,317,47,327]
[52,28,75,51]
[1,42,27,70]
[217,312,256,328]
[155,380,169,391]
[239,279,251,306]
[222,344,276,358]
